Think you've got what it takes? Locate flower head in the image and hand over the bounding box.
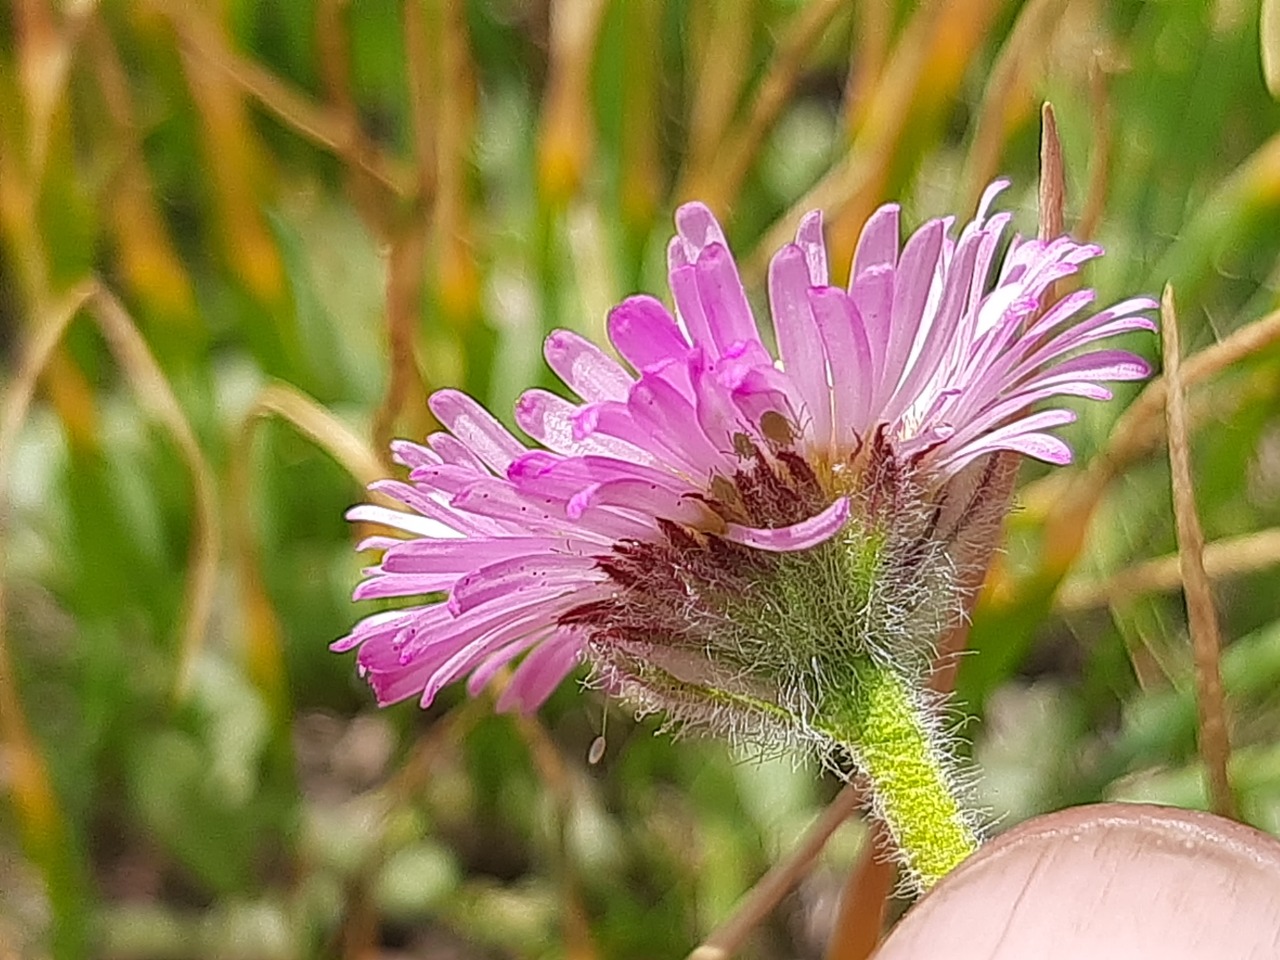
[336,182,1155,731]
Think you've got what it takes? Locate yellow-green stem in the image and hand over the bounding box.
[819,658,977,891]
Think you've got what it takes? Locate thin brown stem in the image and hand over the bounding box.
[1161,285,1236,819]
[316,0,393,233]
[372,221,434,460]
[0,280,97,960]
[1038,103,1065,241]
[403,0,437,204]
[685,785,863,960]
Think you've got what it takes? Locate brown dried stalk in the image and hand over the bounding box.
[316,0,395,232]
[372,221,434,461]
[403,0,437,203]
[1160,286,1236,819]
[685,785,864,960]
[822,825,895,960]
[1037,103,1065,240]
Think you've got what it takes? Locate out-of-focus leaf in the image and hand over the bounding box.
[1263,0,1280,98]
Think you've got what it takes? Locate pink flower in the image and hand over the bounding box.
[336,182,1155,718]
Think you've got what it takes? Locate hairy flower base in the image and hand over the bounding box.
[566,441,981,891]
[568,436,954,735]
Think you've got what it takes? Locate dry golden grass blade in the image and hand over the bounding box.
[432,0,482,325]
[0,280,101,938]
[0,280,97,497]
[232,382,387,712]
[680,0,846,212]
[13,0,94,184]
[744,1,944,281]
[14,0,64,178]
[959,0,1070,214]
[683,0,754,191]
[842,0,893,138]
[88,287,221,702]
[537,0,609,207]
[86,13,199,326]
[686,785,864,960]
[148,0,412,199]
[1058,528,1280,612]
[1263,0,1280,99]
[825,0,1004,277]
[1161,285,1236,819]
[171,15,288,306]
[242,382,387,490]
[0,77,102,453]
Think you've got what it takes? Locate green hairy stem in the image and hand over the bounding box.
[817,658,977,891]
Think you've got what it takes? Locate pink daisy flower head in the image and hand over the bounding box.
[336,180,1155,742]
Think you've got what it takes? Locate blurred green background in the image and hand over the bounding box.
[3,0,1280,957]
